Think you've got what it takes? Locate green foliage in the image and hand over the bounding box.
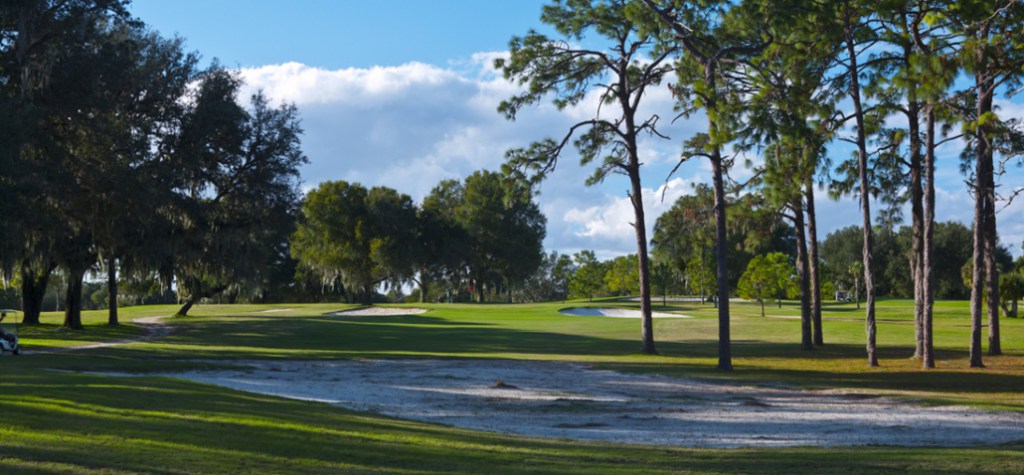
[459,170,546,301]
[821,281,836,301]
[686,255,716,300]
[604,254,640,296]
[652,184,793,293]
[170,70,306,312]
[417,179,471,301]
[290,181,415,304]
[292,171,545,304]
[738,252,794,316]
[651,259,683,302]
[1000,272,1024,318]
[818,222,1013,300]
[513,251,575,303]
[568,250,603,301]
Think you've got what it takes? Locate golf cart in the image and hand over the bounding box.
[0,309,20,355]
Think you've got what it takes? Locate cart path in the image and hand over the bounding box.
[28,315,173,355]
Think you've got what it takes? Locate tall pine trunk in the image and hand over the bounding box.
[907,101,925,359]
[107,256,119,326]
[921,106,936,368]
[704,63,731,371]
[845,22,877,367]
[794,199,813,351]
[984,169,1000,355]
[805,178,823,346]
[629,167,656,355]
[969,172,986,367]
[712,152,731,369]
[968,69,991,367]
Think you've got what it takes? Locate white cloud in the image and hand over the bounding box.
[562,178,697,253]
[234,59,1024,260]
[239,62,467,106]
[236,59,702,258]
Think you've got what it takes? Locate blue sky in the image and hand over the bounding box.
[129,1,1024,259]
[131,0,552,69]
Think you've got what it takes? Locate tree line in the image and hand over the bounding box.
[498,0,1023,369]
[0,2,549,316]
[289,170,546,305]
[1,1,307,324]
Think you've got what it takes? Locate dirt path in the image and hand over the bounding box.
[28,315,172,355]
[158,358,1024,448]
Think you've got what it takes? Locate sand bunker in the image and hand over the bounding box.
[159,359,1024,448]
[330,307,429,316]
[560,307,692,318]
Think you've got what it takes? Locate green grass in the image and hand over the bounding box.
[1,298,1022,473]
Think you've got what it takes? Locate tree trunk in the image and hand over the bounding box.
[62,267,85,330]
[628,158,657,355]
[760,300,764,317]
[982,116,1000,355]
[968,56,1003,365]
[969,175,986,367]
[21,276,45,325]
[805,178,823,346]
[418,274,428,303]
[984,175,1000,355]
[711,143,731,370]
[794,200,813,351]
[907,100,924,360]
[968,73,989,368]
[19,260,54,325]
[177,297,196,317]
[921,106,936,369]
[845,24,877,367]
[107,255,119,326]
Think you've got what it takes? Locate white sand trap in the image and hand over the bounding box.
[560,307,692,318]
[330,307,429,317]
[158,359,1024,448]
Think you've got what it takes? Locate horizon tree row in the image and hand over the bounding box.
[290,170,547,305]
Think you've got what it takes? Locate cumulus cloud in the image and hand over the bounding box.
[561,178,699,259]
[235,58,701,257]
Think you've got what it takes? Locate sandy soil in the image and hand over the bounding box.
[330,307,429,317]
[159,359,1024,448]
[559,307,692,318]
